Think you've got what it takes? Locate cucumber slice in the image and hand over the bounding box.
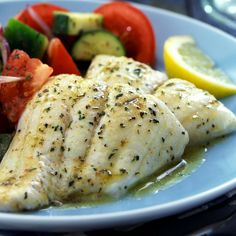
[53,12,103,36]
[4,19,48,59]
[72,30,126,61]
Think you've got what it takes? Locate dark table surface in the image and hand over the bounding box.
[0,0,236,235]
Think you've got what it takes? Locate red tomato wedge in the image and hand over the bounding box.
[95,2,156,66]
[16,3,68,34]
[47,38,81,76]
[0,49,53,123]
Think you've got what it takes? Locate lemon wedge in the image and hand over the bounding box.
[164,35,236,98]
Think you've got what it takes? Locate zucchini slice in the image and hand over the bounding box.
[72,30,126,60]
[53,12,103,36]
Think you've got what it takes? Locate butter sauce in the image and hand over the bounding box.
[57,146,206,209]
[131,146,206,197]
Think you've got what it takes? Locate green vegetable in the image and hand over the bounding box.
[0,134,12,161]
[72,29,126,61]
[53,11,103,36]
[4,18,48,59]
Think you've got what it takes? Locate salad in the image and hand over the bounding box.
[0,1,156,129]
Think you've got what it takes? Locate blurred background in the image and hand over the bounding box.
[129,0,236,36]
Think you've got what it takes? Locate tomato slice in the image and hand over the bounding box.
[0,49,53,123]
[47,38,81,76]
[16,3,68,34]
[95,2,156,66]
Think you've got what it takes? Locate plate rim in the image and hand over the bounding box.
[0,179,235,232]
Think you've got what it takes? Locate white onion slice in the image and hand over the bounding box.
[27,6,54,39]
[0,76,25,84]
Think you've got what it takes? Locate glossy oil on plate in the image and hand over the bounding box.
[0,0,236,232]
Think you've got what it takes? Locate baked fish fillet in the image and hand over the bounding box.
[86,55,167,93]
[0,75,188,211]
[71,83,189,199]
[155,79,236,145]
[0,75,108,211]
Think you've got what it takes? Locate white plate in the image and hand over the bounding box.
[0,0,236,232]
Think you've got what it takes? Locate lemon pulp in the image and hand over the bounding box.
[164,35,236,98]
